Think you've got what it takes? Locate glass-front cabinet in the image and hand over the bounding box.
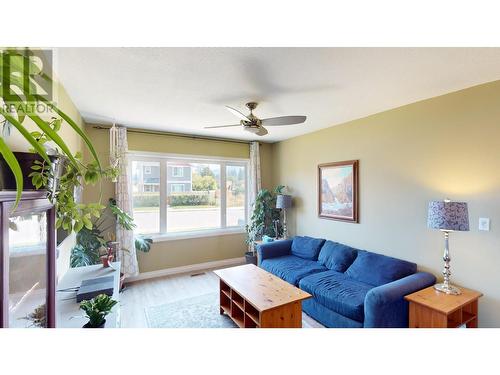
[0,192,56,328]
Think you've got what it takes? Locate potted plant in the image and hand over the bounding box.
[80,294,117,328]
[20,304,46,328]
[245,185,285,264]
[70,198,153,268]
[0,48,122,240]
[0,49,103,208]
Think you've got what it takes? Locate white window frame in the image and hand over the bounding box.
[129,151,249,241]
[171,166,184,178]
[170,183,185,193]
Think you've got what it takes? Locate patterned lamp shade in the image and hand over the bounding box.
[276,194,292,209]
[427,200,469,231]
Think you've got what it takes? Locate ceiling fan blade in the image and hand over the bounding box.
[225,106,250,122]
[256,127,268,136]
[204,124,240,129]
[261,115,307,126]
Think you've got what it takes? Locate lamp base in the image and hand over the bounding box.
[434,283,462,295]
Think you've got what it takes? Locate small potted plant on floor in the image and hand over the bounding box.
[80,294,118,328]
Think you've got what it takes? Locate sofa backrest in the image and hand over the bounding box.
[317,240,358,272]
[291,236,326,260]
[345,250,417,286]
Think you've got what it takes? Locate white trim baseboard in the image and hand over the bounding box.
[126,257,246,283]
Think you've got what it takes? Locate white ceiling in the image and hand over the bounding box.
[54,48,500,142]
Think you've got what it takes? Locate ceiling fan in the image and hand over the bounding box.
[204,102,307,136]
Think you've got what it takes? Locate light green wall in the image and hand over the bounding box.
[272,80,500,327]
[83,125,275,272]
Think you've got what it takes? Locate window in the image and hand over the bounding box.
[170,183,185,193]
[226,165,246,227]
[171,166,184,177]
[131,160,160,234]
[130,153,248,238]
[144,184,160,193]
[144,166,152,174]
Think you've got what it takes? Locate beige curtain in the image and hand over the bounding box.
[249,141,261,216]
[111,126,139,278]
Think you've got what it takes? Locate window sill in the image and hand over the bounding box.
[146,227,247,243]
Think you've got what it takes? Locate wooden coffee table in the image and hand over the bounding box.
[213,264,311,328]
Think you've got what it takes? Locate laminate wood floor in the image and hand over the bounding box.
[120,268,324,328]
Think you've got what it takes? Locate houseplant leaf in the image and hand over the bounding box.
[27,112,78,168]
[0,107,51,164]
[0,136,23,206]
[35,94,102,169]
[135,235,153,253]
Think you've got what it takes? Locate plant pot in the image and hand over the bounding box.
[245,251,258,265]
[82,319,106,328]
[101,254,114,268]
[0,152,68,192]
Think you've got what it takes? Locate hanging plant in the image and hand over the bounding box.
[0,48,118,232]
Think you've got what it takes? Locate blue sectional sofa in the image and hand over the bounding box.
[257,236,436,328]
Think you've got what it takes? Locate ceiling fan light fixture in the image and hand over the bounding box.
[206,101,306,138]
[244,126,261,134]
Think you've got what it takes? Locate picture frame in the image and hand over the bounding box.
[318,160,359,223]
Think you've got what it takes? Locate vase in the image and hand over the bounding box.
[0,152,68,192]
[82,319,106,328]
[245,251,258,265]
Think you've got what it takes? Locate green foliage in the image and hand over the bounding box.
[168,192,216,207]
[70,244,100,268]
[21,304,46,328]
[198,166,215,177]
[70,198,152,268]
[246,185,285,247]
[192,173,217,191]
[76,227,106,251]
[0,137,23,203]
[80,294,117,327]
[26,125,120,235]
[109,198,136,231]
[135,235,153,253]
[133,193,160,208]
[0,49,103,208]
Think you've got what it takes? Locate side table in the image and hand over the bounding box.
[405,286,482,328]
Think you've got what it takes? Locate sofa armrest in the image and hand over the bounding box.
[364,272,436,328]
[257,239,293,261]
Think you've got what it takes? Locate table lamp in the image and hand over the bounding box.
[276,194,292,239]
[427,199,469,295]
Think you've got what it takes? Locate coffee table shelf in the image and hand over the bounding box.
[215,264,311,328]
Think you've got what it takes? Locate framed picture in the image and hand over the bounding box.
[318,160,359,223]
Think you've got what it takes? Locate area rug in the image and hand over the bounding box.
[144,292,317,328]
[145,293,237,328]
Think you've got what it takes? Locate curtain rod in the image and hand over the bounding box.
[91,125,257,145]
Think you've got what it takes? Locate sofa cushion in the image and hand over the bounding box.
[291,236,326,260]
[345,251,417,287]
[317,241,358,272]
[260,255,327,286]
[299,270,373,322]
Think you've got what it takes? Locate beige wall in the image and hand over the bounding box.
[83,125,275,273]
[272,80,500,327]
